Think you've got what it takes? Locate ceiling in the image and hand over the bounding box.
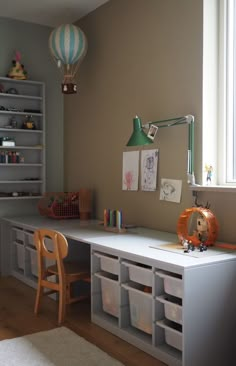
[0,0,110,27]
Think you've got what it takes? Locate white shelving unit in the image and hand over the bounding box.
[0,77,45,200]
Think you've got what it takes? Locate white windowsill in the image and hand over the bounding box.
[189,184,236,193]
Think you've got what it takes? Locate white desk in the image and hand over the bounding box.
[1,215,236,366]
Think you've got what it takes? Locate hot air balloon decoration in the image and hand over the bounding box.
[49,24,87,94]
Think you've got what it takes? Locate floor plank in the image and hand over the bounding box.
[0,276,166,366]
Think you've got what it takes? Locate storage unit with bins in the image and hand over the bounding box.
[0,77,45,200]
[11,225,55,289]
[91,246,236,366]
[11,226,38,288]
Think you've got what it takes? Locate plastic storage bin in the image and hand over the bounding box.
[156,270,183,298]
[94,252,119,275]
[123,261,152,287]
[156,295,182,324]
[156,320,182,351]
[28,247,38,277]
[13,228,24,243]
[15,242,24,270]
[123,283,152,334]
[95,272,119,317]
[27,243,56,278]
[25,231,34,247]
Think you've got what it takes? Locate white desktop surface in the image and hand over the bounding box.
[2,214,236,270]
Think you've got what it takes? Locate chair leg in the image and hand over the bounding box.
[34,284,43,315]
[58,286,66,325]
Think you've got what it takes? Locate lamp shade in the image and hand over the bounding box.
[127,116,153,146]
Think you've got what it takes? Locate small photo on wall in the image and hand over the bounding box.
[147,125,158,140]
[160,178,182,203]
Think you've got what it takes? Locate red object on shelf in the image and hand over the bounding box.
[38,192,80,219]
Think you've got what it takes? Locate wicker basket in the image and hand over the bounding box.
[38,192,80,219]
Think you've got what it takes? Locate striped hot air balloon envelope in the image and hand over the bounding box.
[49,24,88,94]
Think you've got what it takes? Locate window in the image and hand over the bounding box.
[202,0,236,188]
[218,0,236,185]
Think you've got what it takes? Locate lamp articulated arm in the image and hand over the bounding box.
[126,114,195,184]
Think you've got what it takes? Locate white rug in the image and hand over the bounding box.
[0,327,124,365]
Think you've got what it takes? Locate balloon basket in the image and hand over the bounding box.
[62,83,77,94]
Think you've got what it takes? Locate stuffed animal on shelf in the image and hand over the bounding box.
[7,51,28,80]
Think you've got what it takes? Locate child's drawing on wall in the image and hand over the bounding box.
[141,149,158,191]
[160,178,182,203]
[122,151,139,190]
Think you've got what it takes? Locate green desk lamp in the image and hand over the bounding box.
[127,114,195,183]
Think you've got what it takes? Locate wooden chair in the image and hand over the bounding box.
[34,228,90,324]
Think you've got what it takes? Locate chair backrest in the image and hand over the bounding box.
[34,228,68,282]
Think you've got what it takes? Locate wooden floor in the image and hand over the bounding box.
[0,276,166,366]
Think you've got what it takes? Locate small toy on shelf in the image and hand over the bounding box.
[7,51,28,80]
[205,164,213,185]
[22,115,36,130]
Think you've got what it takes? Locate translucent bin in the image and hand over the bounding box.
[15,242,24,270]
[27,245,56,278]
[156,271,183,299]
[156,320,182,351]
[156,295,182,324]
[25,232,34,247]
[123,283,152,334]
[95,272,119,317]
[28,247,38,277]
[94,252,119,275]
[13,228,24,243]
[123,261,152,287]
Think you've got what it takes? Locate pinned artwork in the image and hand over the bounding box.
[141,149,158,191]
[122,151,139,191]
[160,178,182,203]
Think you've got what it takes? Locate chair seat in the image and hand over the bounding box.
[48,262,90,278]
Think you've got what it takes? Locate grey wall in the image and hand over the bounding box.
[0,17,64,216]
[64,0,203,234]
[64,0,236,243]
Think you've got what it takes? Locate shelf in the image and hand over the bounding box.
[0,128,42,133]
[190,184,236,193]
[0,195,42,200]
[0,163,43,167]
[0,110,43,117]
[0,145,43,150]
[0,93,42,101]
[0,77,44,87]
[0,180,42,183]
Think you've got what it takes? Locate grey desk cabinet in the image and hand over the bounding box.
[1,216,236,366]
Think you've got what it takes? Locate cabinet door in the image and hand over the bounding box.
[0,77,45,200]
